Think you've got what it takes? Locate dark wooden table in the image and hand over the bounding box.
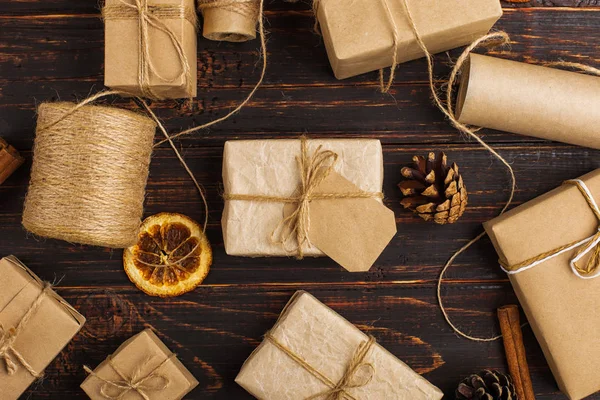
[1,0,599,398]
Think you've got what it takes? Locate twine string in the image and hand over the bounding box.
[223,137,384,259]
[378,0,400,93]
[266,333,376,400]
[0,283,52,379]
[399,0,513,341]
[103,0,195,99]
[198,0,260,19]
[156,0,267,145]
[500,180,600,280]
[83,354,175,400]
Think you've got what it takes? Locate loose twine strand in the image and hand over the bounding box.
[223,136,384,259]
[198,0,260,19]
[0,283,52,379]
[83,354,175,400]
[396,0,600,341]
[103,0,196,100]
[265,333,376,400]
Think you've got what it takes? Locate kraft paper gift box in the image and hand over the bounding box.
[222,138,397,272]
[316,0,502,80]
[103,0,197,99]
[0,255,86,399]
[484,169,600,400]
[236,291,444,399]
[81,329,198,400]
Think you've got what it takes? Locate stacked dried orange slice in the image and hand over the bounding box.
[123,213,212,297]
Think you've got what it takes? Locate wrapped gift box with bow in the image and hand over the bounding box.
[103,0,197,99]
[485,169,600,400]
[0,256,86,399]
[222,137,397,272]
[236,291,443,399]
[81,329,198,400]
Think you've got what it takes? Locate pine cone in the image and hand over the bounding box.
[398,152,467,224]
[456,370,517,400]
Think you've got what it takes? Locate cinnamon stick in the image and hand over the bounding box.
[498,305,535,400]
[0,137,24,185]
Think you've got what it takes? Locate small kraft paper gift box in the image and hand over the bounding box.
[103,0,197,99]
[236,291,444,399]
[222,138,397,272]
[0,255,86,399]
[484,169,600,400]
[316,0,502,80]
[81,329,198,400]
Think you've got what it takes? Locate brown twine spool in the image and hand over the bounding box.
[198,0,261,42]
[22,102,156,249]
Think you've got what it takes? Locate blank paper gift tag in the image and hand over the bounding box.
[308,171,397,272]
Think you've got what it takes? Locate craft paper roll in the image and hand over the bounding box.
[456,54,600,149]
[200,1,259,42]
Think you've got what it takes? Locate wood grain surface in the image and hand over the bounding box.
[0,1,599,399]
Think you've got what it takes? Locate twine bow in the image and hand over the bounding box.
[266,333,376,400]
[102,0,196,99]
[500,179,600,279]
[0,282,51,379]
[84,354,175,400]
[223,137,384,259]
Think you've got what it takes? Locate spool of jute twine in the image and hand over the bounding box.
[22,102,156,249]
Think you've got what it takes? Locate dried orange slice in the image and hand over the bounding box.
[123,213,212,297]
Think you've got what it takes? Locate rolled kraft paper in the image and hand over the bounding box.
[199,0,259,42]
[22,102,156,248]
[456,54,600,149]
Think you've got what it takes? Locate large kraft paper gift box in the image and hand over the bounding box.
[104,0,197,99]
[81,329,198,400]
[236,291,444,399]
[316,0,502,80]
[484,169,600,400]
[222,138,397,272]
[0,255,86,399]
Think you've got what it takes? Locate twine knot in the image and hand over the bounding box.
[0,326,19,375]
[266,333,376,400]
[501,179,600,279]
[0,283,51,378]
[84,354,174,400]
[103,0,195,99]
[223,137,383,259]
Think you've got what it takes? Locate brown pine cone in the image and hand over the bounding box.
[398,152,467,224]
[456,370,517,400]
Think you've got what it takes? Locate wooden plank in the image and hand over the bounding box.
[2,143,597,287]
[21,285,569,399]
